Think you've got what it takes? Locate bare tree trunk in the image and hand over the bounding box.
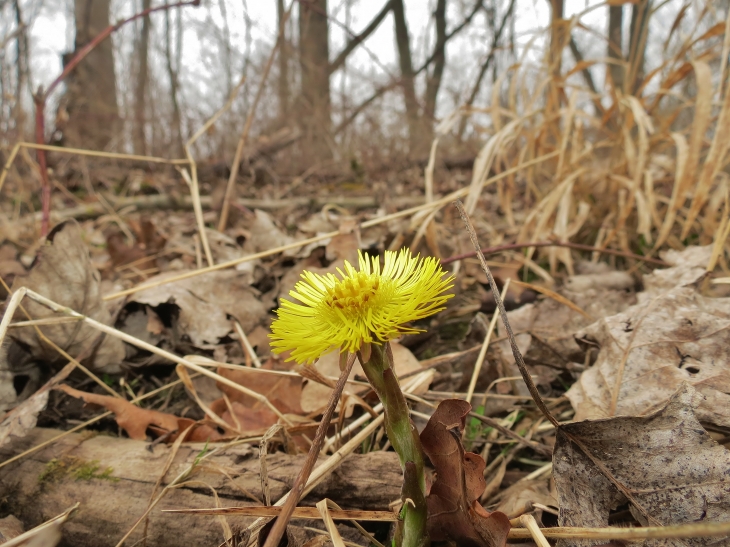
[298,0,331,159]
[607,6,624,93]
[165,8,184,157]
[277,0,290,121]
[63,0,120,150]
[424,0,447,122]
[12,0,29,141]
[628,0,651,95]
[133,0,151,155]
[392,0,421,155]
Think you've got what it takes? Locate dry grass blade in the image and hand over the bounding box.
[13,288,291,424]
[102,150,561,302]
[682,67,730,239]
[316,499,347,547]
[0,376,188,470]
[519,514,550,547]
[2,503,79,547]
[510,279,592,319]
[465,281,509,404]
[507,520,730,540]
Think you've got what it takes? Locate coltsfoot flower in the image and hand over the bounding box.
[270,249,454,364]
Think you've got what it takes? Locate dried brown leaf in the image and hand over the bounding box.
[554,383,730,547]
[215,360,303,415]
[57,384,222,442]
[421,399,510,547]
[567,247,730,426]
[4,220,125,372]
[131,269,266,347]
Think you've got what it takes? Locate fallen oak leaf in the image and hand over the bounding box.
[215,361,303,415]
[554,383,730,546]
[56,384,223,442]
[420,399,510,547]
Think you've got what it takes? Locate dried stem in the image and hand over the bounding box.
[440,239,668,267]
[262,354,356,547]
[454,199,560,428]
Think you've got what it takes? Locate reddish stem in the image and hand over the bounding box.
[440,240,668,267]
[33,0,199,236]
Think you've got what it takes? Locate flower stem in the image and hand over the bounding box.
[358,342,427,547]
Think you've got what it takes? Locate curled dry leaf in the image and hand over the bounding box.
[3,220,125,373]
[567,247,730,426]
[554,383,730,547]
[0,364,74,448]
[131,269,267,347]
[420,399,510,547]
[56,384,223,442]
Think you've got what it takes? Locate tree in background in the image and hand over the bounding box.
[60,0,120,150]
[134,0,152,155]
[298,0,331,159]
[392,0,420,154]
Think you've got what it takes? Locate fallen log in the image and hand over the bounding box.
[0,428,401,547]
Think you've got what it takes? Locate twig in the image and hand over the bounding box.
[441,239,668,266]
[507,520,730,541]
[15,288,291,425]
[218,3,292,231]
[454,199,560,428]
[164,506,397,521]
[520,514,550,547]
[233,320,262,368]
[262,354,356,547]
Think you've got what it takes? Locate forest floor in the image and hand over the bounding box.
[1,147,730,547]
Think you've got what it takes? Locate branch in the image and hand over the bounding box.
[328,1,393,76]
[335,0,484,135]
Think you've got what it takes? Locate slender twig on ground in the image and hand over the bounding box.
[262,355,356,547]
[455,200,560,428]
[441,240,668,267]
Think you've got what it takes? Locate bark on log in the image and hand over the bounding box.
[0,428,402,547]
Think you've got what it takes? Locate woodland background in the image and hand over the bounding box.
[1,0,730,546]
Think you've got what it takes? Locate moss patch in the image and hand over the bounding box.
[39,457,119,485]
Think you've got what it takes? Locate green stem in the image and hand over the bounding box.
[358,342,428,547]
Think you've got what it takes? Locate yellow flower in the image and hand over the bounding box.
[270,249,454,364]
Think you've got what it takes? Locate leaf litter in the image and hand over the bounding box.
[1,204,729,547]
[2,40,730,544]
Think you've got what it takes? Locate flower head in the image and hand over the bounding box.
[269,249,454,364]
